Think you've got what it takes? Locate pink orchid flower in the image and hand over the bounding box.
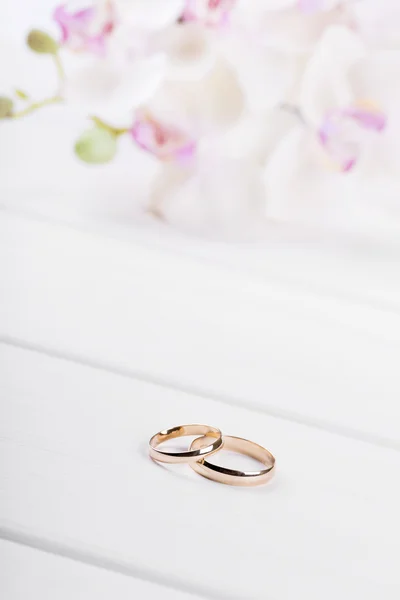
[318,103,387,172]
[131,112,196,163]
[53,2,115,56]
[181,0,236,28]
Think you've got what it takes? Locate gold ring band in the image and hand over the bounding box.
[189,435,275,486]
[149,424,223,464]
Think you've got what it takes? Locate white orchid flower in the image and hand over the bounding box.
[232,0,349,54]
[350,0,400,49]
[58,0,187,123]
[263,26,400,232]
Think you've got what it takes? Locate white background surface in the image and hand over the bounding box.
[1,4,400,595]
[1,204,400,599]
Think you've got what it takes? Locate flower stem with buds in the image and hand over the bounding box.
[90,116,130,137]
[54,53,65,85]
[12,95,63,119]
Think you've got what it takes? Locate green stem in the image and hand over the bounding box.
[12,95,63,119]
[90,116,130,137]
[53,52,65,84]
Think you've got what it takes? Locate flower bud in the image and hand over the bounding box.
[0,96,13,119]
[74,127,118,164]
[27,29,58,54]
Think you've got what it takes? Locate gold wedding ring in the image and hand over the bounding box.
[149,423,275,486]
[189,435,275,487]
[149,424,223,464]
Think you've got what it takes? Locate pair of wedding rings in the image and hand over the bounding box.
[149,424,275,486]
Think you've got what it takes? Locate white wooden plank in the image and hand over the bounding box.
[0,539,199,600]
[4,199,400,314]
[0,212,400,446]
[1,343,399,600]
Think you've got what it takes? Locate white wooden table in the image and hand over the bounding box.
[1,202,400,599]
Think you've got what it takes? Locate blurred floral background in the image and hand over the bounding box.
[1,0,400,239]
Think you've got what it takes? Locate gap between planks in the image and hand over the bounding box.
[0,527,224,600]
[1,342,399,600]
[1,334,399,454]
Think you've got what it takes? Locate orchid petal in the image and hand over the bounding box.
[198,109,288,163]
[318,105,386,172]
[234,5,347,54]
[264,125,354,227]
[298,0,323,13]
[53,2,114,55]
[350,52,400,112]
[343,106,386,132]
[181,0,236,27]
[297,0,338,13]
[156,23,216,81]
[237,0,295,12]
[114,0,186,30]
[223,35,297,112]
[351,0,400,49]
[299,26,366,125]
[64,53,166,123]
[155,157,266,238]
[131,111,196,162]
[148,59,244,136]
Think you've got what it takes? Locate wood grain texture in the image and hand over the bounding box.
[0,539,200,600]
[1,212,400,447]
[1,344,399,600]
